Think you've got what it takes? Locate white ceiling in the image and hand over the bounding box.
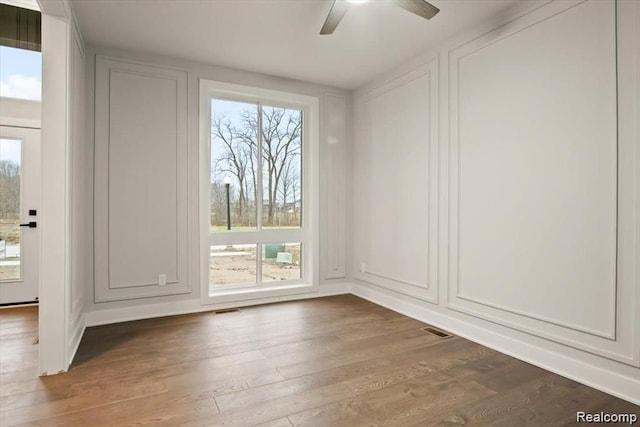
[71,0,521,90]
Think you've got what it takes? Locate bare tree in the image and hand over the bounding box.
[279,158,300,225]
[211,115,250,219]
[210,105,302,228]
[237,110,259,213]
[210,181,228,227]
[0,160,20,219]
[261,107,301,225]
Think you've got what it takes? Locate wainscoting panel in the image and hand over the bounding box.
[322,93,347,280]
[352,59,439,304]
[446,0,639,366]
[94,56,190,302]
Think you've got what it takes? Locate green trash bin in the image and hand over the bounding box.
[264,244,285,259]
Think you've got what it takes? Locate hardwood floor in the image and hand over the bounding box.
[0,296,638,426]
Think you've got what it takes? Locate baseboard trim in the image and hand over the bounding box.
[350,282,640,406]
[84,282,350,327]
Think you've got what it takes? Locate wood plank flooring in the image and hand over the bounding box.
[0,296,638,426]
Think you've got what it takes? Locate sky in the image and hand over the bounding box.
[0,45,41,164]
[211,99,303,193]
[0,45,42,101]
[211,98,258,185]
[0,138,21,166]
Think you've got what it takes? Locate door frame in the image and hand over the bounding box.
[37,0,76,375]
[0,124,41,305]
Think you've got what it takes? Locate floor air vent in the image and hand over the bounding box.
[213,308,240,314]
[422,327,453,339]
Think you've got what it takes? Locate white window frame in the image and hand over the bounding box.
[199,79,319,305]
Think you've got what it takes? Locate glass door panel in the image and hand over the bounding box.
[0,138,21,281]
[0,126,40,304]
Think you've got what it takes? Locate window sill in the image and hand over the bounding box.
[204,282,317,305]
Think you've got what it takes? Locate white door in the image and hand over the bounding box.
[0,126,40,304]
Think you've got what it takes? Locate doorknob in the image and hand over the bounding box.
[20,222,37,228]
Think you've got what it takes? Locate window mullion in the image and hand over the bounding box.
[207,98,213,239]
[256,102,264,285]
[257,102,263,231]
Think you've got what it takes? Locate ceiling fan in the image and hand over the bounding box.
[320,0,440,35]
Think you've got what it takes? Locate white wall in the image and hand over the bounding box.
[351,0,640,404]
[93,56,189,303]
[38,0,88,373]
[84,45,350,322]
[353,60,439,304]
[68,9,87,366]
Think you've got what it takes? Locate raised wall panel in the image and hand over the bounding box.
[447,0,639,366]
[94,56,189,302]
[322,94,347,280]
[353,60,438,303]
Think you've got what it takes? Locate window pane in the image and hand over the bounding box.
[210,244,257,289]
[0,46,42,101]
[261,106,302,229]
[211,99,258,231]
[0,138,21,281]
[261,242,301,283]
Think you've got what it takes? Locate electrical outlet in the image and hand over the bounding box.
[361,262,366,273]
[158,273,167,286]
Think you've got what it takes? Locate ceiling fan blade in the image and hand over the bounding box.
[320,0,351,35]
[394,0,440,20]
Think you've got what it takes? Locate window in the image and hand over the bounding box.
[200,80,319,302]
[209,100,303,231]
[0,46,41,100]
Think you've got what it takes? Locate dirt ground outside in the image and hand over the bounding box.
[0,219,20,281]
[0,265,19,281]
[209,244,301,286]
[0,219,20,244]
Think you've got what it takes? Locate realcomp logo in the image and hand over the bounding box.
[576,411,638,424]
